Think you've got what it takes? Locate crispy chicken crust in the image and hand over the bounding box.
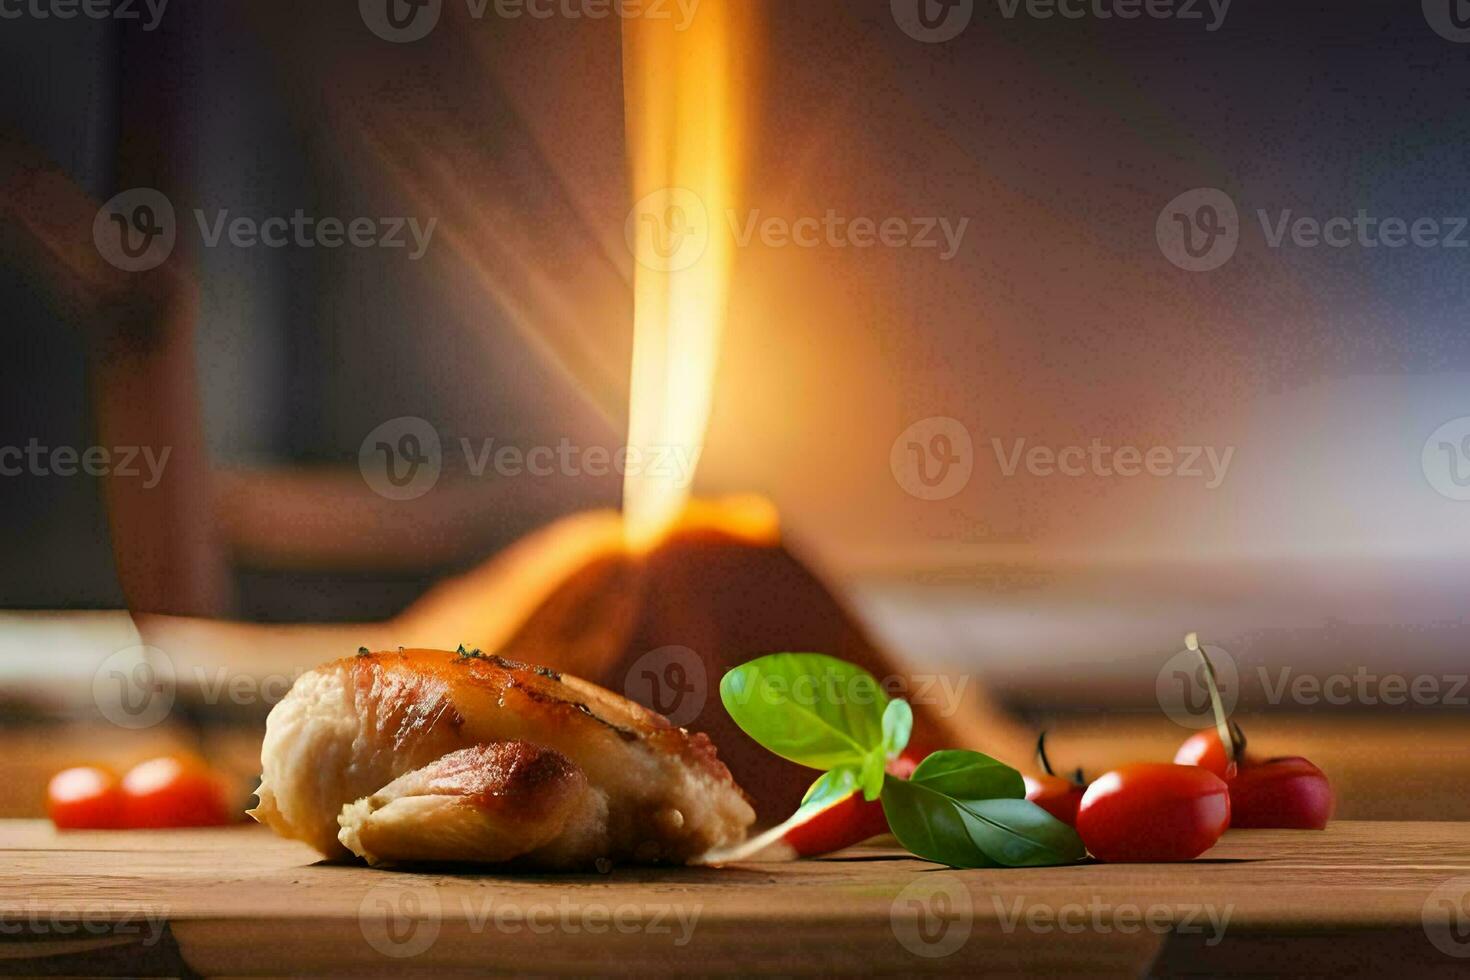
[251,649,754,868]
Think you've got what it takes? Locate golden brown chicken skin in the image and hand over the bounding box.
[251,648,754,869]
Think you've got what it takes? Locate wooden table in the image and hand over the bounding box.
[2,821,1468,976]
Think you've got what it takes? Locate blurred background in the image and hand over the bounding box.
[2,0,1468,819]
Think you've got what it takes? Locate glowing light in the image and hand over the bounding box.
[620,0,754,549]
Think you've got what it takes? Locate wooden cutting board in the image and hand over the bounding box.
[2,820,1468,976]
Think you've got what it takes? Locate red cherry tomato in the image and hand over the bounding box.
[1225,756,1333,829]
[783,787,892,854]
[47,766,124,829]
[778,751,921,857]
[120,757,231,828]
[1173,730,1238,778]
[1175,731,1332,829]
[1077,763,1230,862]
[1023,773,1085,826]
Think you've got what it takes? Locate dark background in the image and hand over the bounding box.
[2,0,1467,654]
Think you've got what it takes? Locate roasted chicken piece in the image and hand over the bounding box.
[250,648,754,869]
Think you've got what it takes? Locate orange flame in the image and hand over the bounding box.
[620,1,755,549]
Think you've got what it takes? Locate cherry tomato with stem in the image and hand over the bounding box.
[1173,634,1333,829]
[1023,732,1085,827]
[1173,723,1250,779]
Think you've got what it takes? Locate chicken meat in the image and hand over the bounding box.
[250,648,755,869]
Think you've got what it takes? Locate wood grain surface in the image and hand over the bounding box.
[2,820,1468,976]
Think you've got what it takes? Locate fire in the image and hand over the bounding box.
[620,1,755,550]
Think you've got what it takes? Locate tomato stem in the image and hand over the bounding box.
[1186,632,1238,767]
[1036,731,1086,786]
[1036,731,1055,776]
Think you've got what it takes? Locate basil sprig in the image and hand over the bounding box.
[721,654,1084,868]
[720,653,894,799]
[881,752,1085,868]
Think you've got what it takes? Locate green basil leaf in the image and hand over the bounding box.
[881,698,913,760]
[881,766,1085,868]
[880,773,999,868]
[858,747,887,802]
[799,766,859,815]
[953,798,1087,867]
[909,749,1025,801]
[720,654,889,770]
